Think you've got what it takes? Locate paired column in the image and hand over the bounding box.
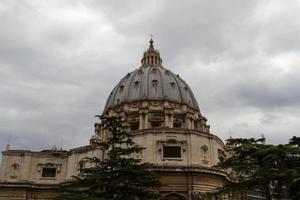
[164,109,174,128]
[185,113,194,129]
[139,109,149,129]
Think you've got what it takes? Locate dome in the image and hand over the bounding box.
[103,39,200,113]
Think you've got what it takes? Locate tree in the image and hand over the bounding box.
[205,137,300,200]
[288,136,300,200]
[289,136,300,147]
[55,116,160,200]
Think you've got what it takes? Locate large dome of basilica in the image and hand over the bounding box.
[103,39,199,113]
[95,39,228,199]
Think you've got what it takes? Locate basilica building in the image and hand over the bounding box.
[0,40,228,200]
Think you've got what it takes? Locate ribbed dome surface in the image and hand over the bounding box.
[103,65,200,112]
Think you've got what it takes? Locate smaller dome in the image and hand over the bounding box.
[103,39,199,113]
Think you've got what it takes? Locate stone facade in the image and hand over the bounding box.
[0,145,102,200]
[0,40,228,200]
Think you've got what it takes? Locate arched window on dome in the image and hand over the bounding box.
[134,80,140,87]
[151,68,157,74]
[169,82,176,88]
[152,80,158,89]
[169,82,177,99]
[119,85,124,92]
[150,79,160,97]
[130,80,141,98]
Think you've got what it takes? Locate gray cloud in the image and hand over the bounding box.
[1,0,300,157]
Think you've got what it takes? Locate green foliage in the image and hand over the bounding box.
[55,116,160,200]
[289,136,300,147]
[207,136,300,200]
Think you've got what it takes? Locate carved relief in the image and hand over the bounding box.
[218,149,226,162]
[200,145,209,165]
[9,163,20,179]
[151,101,161,107]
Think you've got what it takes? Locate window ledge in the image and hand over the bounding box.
[162,158,183,161]
[40,177,57,180]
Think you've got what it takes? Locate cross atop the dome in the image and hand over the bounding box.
[149,34,154,49]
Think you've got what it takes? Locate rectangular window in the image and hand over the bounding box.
[130,122,139,131]
[41,168,56,177]
[173,122,182,128]
[151,122,161,128]
[163,146,181,158]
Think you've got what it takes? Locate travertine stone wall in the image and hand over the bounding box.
[0,146,102,184]
[0,169,227,200]
[133,129,224,167]
[0,186,59,200]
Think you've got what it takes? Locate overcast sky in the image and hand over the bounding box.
[1,0,300,153]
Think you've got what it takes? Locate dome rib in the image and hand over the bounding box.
[170,72,184,105]
[145,66,150,99]
[126,70,137,100]
[157,67,165,99]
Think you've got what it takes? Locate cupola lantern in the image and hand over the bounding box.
[141,38,163,67]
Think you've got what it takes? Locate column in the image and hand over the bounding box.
[164,109,174,128]
[139,109,149,129]
[139,113,143,129]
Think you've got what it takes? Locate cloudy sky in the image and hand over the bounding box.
[1,0,300,153]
